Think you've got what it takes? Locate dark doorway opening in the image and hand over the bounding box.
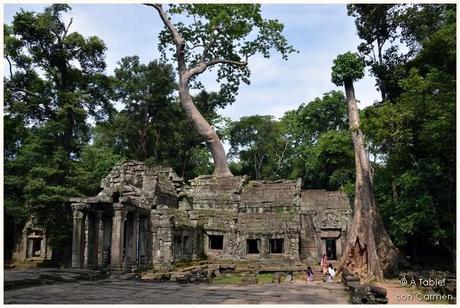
[246,239,260,254]
[209,235,223,250]
[269,239,284,254]
[183,236,190,253]
[326,238,337,260]
[28,238,42,258]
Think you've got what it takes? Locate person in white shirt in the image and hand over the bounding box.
[327,264,336,280]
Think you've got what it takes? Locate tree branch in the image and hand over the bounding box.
[145,3,188,76]
[14,87,43,99]
[187,58,248,80]
[5,55,14,79]
[144,3,185,47]
[64,17,73,38]
[206,58,248,67]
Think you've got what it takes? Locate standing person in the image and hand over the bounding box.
[321,254,329,275]
[305,266,314,282]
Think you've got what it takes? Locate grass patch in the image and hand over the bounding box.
[212,275,242,284]
[257,273,274,284]
[212,273,274,285]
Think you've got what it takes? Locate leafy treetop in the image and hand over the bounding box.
[331,52,366,86]
[155,4,296,103]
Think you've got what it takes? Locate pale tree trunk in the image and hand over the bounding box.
[337,79,400,281]
[178,81,232,177]
[150,4,236,177]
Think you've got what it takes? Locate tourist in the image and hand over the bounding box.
[324,272,333,282]
[328,264,336,279]
[321,254,329,275]
[305,266,314,282]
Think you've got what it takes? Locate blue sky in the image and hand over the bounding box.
[4,4,381,121]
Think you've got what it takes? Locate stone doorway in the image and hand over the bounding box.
[325,238,336,260]
[26,229,45,259]
[27,238,42,258]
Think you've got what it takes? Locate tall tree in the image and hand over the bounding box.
[331,52,399,281]
[347,4,400,101]
[146,4,295,177]
[4,4,114,264]
[360,5,456,265]
[112,56,177,161]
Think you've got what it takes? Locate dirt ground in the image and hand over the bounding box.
[376,279,445,305]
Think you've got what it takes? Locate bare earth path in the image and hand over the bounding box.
[4,279,349,304]
[376,280,428,305]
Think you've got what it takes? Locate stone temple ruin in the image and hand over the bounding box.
[69,160,352,273]
[11,219,52,263]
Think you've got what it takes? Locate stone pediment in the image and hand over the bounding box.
[312,208,352,232]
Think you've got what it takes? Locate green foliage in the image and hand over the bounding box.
[359,5,456,262]
[348,4,455,102]
[71,145,125,196]
[282,91,348,146]
[280,91,354,190]
[347,4,400,100]
[3,3,455,269]
[158,4,296,102]
[95,56,223,180]
[228,115,289,180]
[304,131,355,189]
[4,4,114,263]
[331,52,365,86]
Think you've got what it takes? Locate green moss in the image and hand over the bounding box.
[171,209,191,227]
[196,209,236,226]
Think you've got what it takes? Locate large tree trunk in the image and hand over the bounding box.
[338,79,399,281]
[152,4,232,177]
[178,81,232,177]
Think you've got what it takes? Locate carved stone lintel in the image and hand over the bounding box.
[71,203,88,213]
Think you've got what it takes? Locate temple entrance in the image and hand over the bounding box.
[28,238,42,258]
[325,238,336,260]
[26,229,44,259]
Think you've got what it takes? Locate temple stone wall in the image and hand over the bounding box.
[300,190,352,262]
[69,161,352,272]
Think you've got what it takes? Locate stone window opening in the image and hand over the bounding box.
[246,239,260,254]
[113,192,120,203]
[269,239,284,254]
[208,235,223,250]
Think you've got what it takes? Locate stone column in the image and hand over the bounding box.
[95,211,104,268]
[83,213,89,268]
[71,205,85,268]
[132,212,140,268]
[110,203,126,272]
[27,238,33,259]
[151,210,174,271]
